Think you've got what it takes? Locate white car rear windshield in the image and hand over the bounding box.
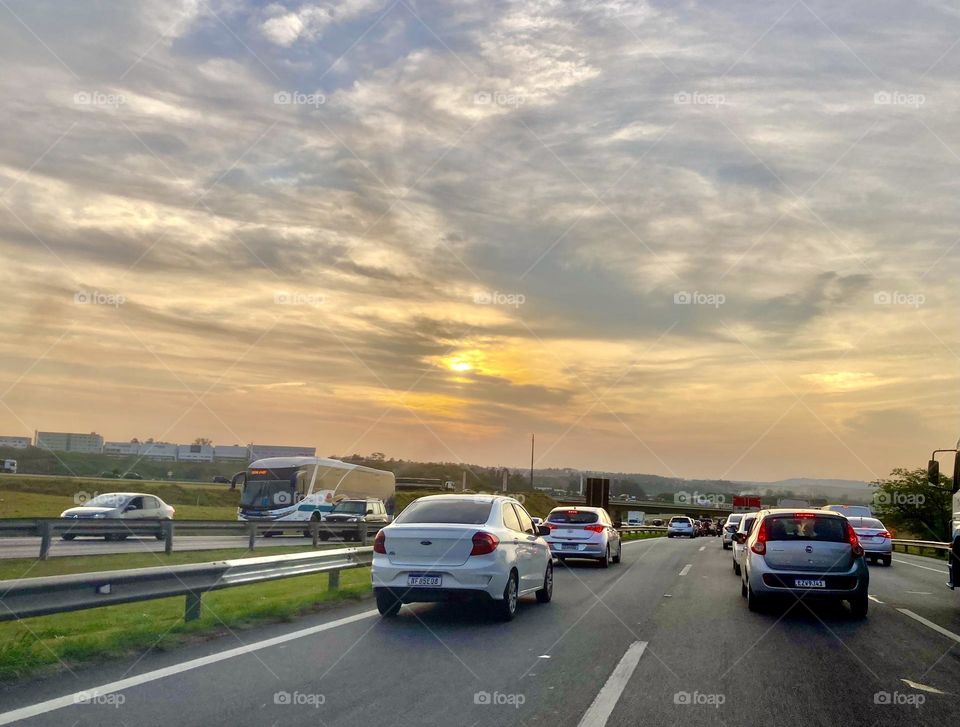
[394,500,492,524]
[765,515,847,542]
[548,510,600,524]
[669,518,690,525]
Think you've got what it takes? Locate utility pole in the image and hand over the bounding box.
[530,433,535,491]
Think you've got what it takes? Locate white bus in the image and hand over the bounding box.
[234,456,395,524]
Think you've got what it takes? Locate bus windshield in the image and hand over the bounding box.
[241,466,300,509]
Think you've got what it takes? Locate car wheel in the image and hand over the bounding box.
[882,555,892,567]
[61,534,76,541]
[536,562,553,604]
[733,559,741,576]
[746,583,764,612]
[263,531,274,538]
[849,591,868,619]
[741,579,748,598]
[667,534,673,538]
[375,589,401,617]
[612,544,622,564]
[494,571,519,621]
[599,546,611,569]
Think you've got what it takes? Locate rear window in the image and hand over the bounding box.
[764,515,847,542]
[669,517,689,525]
[740,517,756,532]
[395,499,492,524]
[727,515,743,524]
[851,517,884,529]
[548,510,600,524]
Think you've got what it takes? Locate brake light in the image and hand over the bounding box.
[470,531,499,556]
[846,523,864,557]
[750,519,767,555]
[584,524,605,533]
[877,530,891,538]
[794,512,815,519]
[373,530,386,554]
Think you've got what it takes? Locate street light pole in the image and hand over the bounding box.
[530,433,535,490]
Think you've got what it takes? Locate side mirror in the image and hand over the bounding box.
[531,517,542,526]
[928,459,940,485]
[733,532,747,544]
[230,471,246,490]
[125,505,139,512]
[366,509,374,515]
[537,525,551,537]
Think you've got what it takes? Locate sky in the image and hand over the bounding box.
[0,0,958,482]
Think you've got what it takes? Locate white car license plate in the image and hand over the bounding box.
[407,575,442,587]
[795,579,826,588]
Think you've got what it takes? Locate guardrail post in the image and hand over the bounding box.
[163,520,174,555]
[247,522,257,550]
[310,521,319,547]
[184,592,202,622]
[39,521,53,560]
[328,570,340,591]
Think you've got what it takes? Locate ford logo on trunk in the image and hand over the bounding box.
[805,545,813,553]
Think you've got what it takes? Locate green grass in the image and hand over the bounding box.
[0,547,371,681]
[620,530,666,541]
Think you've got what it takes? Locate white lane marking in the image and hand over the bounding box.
[698,546,705,552]
[897,609,960,644]
[0,609,379,726]
[679,564,692,576]
[576,641,648,727]
[893,558,948,574]
[906,591,932,595]
[868,595,884,604]
[621,537,663,546]
[901,679,946,695]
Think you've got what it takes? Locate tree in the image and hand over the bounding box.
[871,468,952,540]
[369,452,385,462]
[194,437,213,446]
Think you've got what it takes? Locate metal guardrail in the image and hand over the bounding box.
[617,525,668,533]
[0,546,373,622]
[0,518,387,560]
[892,538,951,557]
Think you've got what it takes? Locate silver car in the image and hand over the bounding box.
[847,516,892,566]
[667,516,696,538]
[731,513,757,575]
[543,506,621,567]
[59,492,175,541]
[737,509,869,618]
[721,513,743,549]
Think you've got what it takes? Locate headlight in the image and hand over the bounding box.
[93,513,107,518]
[347,516,359,522]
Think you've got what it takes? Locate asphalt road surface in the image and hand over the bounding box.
[0,534,337,559]
[2,537,958,726]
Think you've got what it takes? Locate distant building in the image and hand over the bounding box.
[35,431,104,453]
[103,441,142,456]
[213,445,249,461]
[177,444,214,462]
[249,444,316,460]
[0,436,31,449]
[139,442,178,461]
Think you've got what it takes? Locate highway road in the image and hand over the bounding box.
[1,537,958,726]
[0,534,339,559]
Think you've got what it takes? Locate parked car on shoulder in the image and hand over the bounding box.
[212,475,230,484]
[736,509,869,618]
[371,494,553,621]
[542,506,622,567]
[122,472,144,480]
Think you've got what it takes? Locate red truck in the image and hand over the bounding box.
[732,495,761,513]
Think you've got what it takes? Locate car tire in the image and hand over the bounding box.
[882,555,892,567]
[494,571,519,621]
[375,589,401,617]
[733,559,741,576]
[741,579,748,598]
[849,591,868,619]
[612,544,622,564]
[599,546,611,569]
[536,562,553,604]
[61,534,76,541]
[667,534,673,538]
[746,583,764,612]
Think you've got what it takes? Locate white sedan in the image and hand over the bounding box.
[59,492,175,540]
[371,495,554,620]
[542,506,622,566]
